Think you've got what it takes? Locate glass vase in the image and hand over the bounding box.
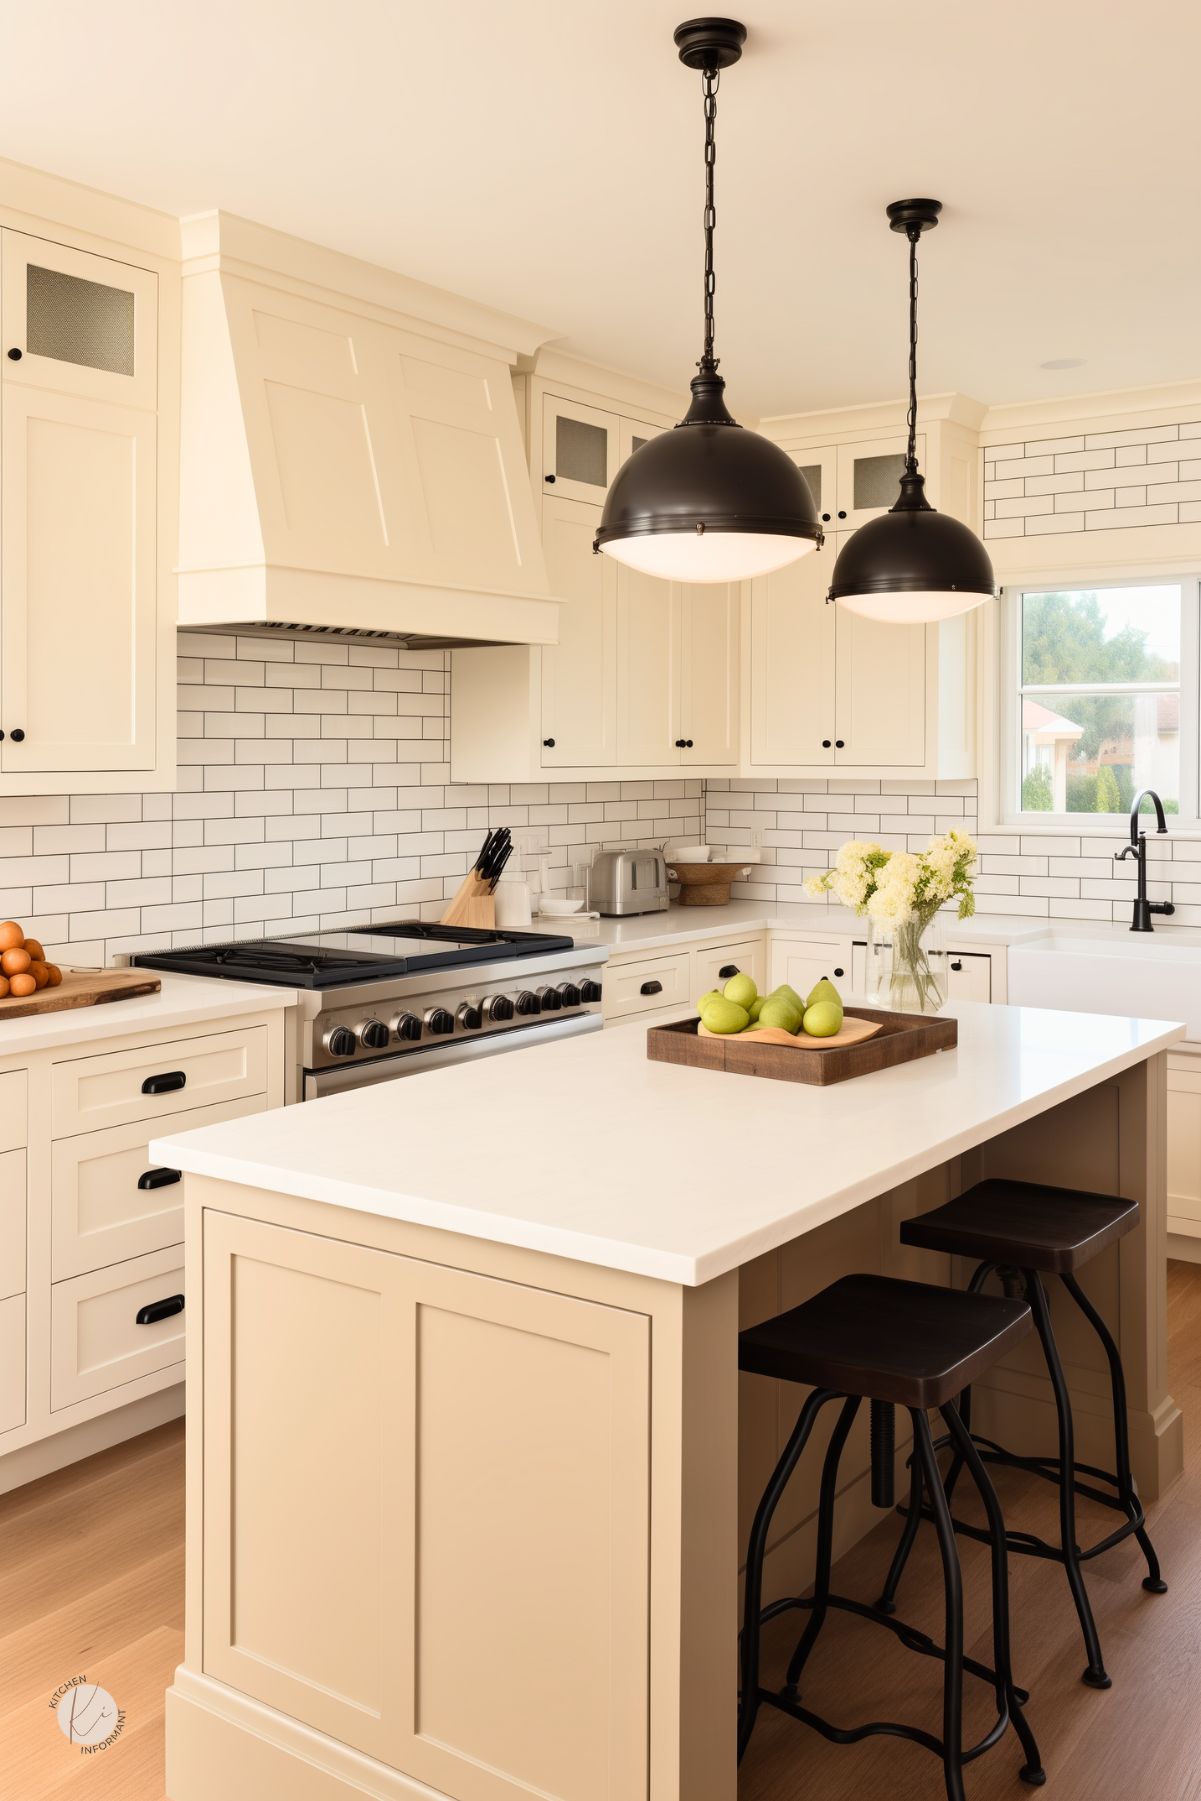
[862,915,888,1002]
[887,912,948,1014]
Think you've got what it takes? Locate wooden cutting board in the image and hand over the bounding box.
[0,967,161,1021]
[697,1017,882,1050]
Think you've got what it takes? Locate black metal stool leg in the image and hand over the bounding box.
[875,1436,924,1615]
[1026,1270,1110,1688]
[739,1387,837,1762]
[912,1408,967,1801]
[782,1395,860,1697]
[1061,1271,1167,1594]
[941,1401,1046,1788]
[940,1261,996,1507]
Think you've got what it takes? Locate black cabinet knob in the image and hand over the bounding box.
[719,964,739,979]
[640,979,663,996]
[141,1069,186,1095]
[9,729,24,743]
[837,509,847,519]
[515,990,540,1015]
[390,1011,422,1041]
[425,1007,454,1035]
[833,967,844,978]
[357,1018,389,1051]
[821,512,831,522]
[136,1294,185,1326]
[579,978,603,1003]
[544,472,556,482]
[543,737,555,748]
[7,348,21,361]
[950,960,963,972]
[821,739,832,749]
[324,1026,357,1058]
[137,1166,182,1191]
[684,739,694,748]
[835,739,845,749]
[675,738,687,748]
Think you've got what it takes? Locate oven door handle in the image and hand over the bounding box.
[304,1012,602,1100]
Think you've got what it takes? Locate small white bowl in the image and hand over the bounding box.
[538,896,585,916]
[666,844,710,863]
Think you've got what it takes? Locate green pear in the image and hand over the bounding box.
[748,996,766,1020]
[759,997,803,1034]
[802,999,844,1038]
[701,997,751,1035]
[806,977,842,1010]
[723,972,758,1011]
[771,984,805,1013]
[695,989,723,1014]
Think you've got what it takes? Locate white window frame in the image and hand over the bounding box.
[998,574,1201,833]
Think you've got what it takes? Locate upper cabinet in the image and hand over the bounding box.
[175,213,557,644]
[0,216,176,793]
[744,413,979,780]
[451,382,739,781]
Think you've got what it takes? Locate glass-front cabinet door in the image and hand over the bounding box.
[835,433,925,531]
[0,231,157,409]
[789,446,840,532]
[540,394,618,505]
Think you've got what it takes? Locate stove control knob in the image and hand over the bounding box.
[579,978,603,1003]
[457,1003,482,1032]
[324,1025,357,1059]
[390,1011,422,1042]
[537,985,563,1012]
[425,1006,455,1036]
[483,993,514,1023]
[556,981,581,1008]
[357,1018,389,1052]
[515,990,540,1016]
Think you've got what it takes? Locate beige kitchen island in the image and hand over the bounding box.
[154,1000,1183,1801]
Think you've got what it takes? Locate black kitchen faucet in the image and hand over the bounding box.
[1114,788,1176,932]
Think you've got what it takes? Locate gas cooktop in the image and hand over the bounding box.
[133,922,575,990]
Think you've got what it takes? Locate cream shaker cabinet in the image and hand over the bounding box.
[0,226,174,791]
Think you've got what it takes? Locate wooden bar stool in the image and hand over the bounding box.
[739,1273,1044,1801]
[881,1180,1167,1690]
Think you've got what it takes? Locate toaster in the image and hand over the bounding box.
[590,848,669,917]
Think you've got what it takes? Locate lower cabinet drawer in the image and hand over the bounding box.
[51,1094,267,1281]
[692,938,767,999]
[51,1246,185,1412]
[0,1292,24,1434]
[52,1025,269,1138]
[603,951,692,1021]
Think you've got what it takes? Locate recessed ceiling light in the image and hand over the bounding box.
[1040,357,1086,370]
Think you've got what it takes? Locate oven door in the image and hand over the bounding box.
[303,1011,602,1101]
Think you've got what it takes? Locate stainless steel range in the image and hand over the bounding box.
[133,923,607,1100]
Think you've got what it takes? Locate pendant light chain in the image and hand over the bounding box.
[700,64,720,375]
[905,225,920,474]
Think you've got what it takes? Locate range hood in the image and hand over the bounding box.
[176,213,560,647]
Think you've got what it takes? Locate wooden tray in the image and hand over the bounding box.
[0,967,161,1021]
[647,1007,957,1087]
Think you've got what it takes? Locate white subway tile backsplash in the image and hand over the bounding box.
[984,420,1201,541]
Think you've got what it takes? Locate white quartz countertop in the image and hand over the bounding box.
[155,999,1183,1287]
[0,969,297,1059]
[564,901,1065,953]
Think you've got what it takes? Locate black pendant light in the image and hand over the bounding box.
[594,19,822,584]
[828,199,995,623]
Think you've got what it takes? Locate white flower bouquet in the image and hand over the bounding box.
[803,840,891,913]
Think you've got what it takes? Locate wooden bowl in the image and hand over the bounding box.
[667,860,752,906]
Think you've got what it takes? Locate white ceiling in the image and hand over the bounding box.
[2,0,1198,416]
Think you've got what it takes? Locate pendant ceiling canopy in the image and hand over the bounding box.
[593,18,822,584]
[829,199,996,623]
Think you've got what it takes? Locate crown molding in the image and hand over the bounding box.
[980,379,1201,442]
[527,347,686,424]
[759,391,988,444]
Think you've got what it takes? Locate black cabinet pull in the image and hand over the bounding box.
[835,739,845,748]
[8,729,23,743]
[833,967,845,978]
[543,737,555,748]
[7,347,21,361]
[950,959,963,972]
[136,1294,185,1326]
[684,738,694,748]
[837,509,847,519]
[640,979,663,996]
[821,739,832,749]
[821,512,831,523]
[544,472,556,482]
[141,1070,186,1095]
[675,738,686,748]
[719,964,739,979]
[138,1166,182,1191]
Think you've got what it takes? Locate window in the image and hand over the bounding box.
[1002,578,1200,826]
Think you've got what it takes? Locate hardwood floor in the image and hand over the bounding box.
[2,1265,1200,1801]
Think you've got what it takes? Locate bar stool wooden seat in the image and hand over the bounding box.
[739,1273,1045,1801]
[881,1180,1167,1691]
